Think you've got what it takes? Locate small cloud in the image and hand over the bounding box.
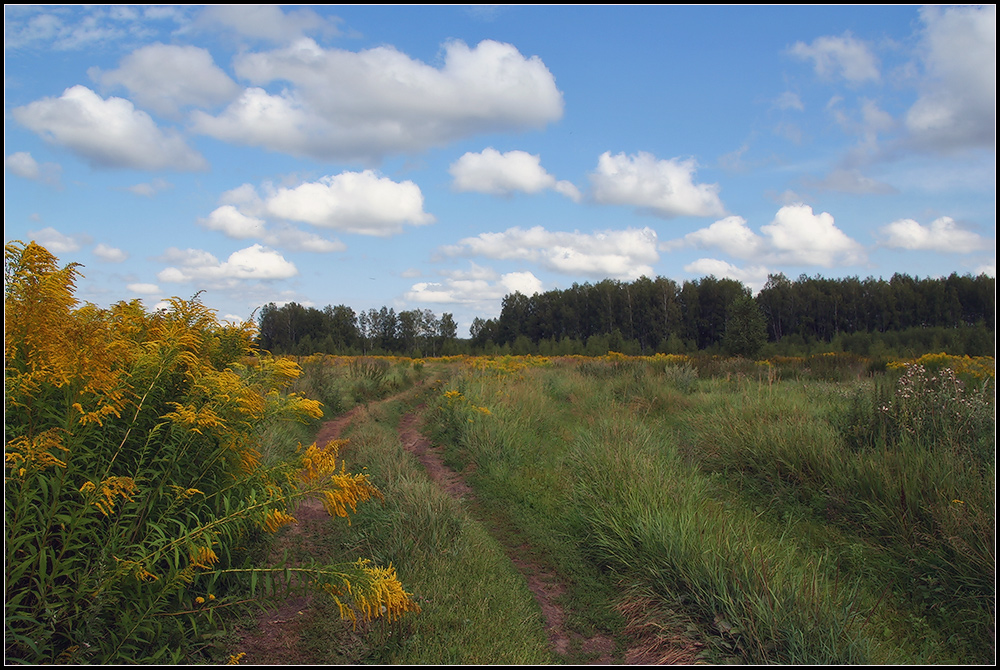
[442,226,659,280]
[449,147,581,201]
[774,91,804,111]
[683,258,771,293]
[665,204,865,268]
[263,224,346,253]
[28,226,91,254]
[878,216,989,253]
[404,264,543,305]
[127,178,172,197]
[93,243,128,262]
[589,151,725,218]
[788,32,880,84]
[806,168,896,194]
[265,170,434,236]
[126,282,160,294]
[199,205,267,239]
[5,152,40,179]
[157,244,298,285]
[5,151,62,186]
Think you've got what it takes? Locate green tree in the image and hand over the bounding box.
[723,293,767,358]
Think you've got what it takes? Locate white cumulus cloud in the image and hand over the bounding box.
[12,85,206,171]
[192,38,563,162]
[157,244,298,284]
[89,43,241,117]
[665,205,865,268]
[442,226,658,280]
[199,205,267,239]
[449,147,581,201]
[264,170,434,236]
[5,152,41,179]
[126,283,161,294]
[404,264,543,305]
[28,226,90,254]
[904,5,996,153]
[589,151,725,218]
[93,243,128,262]
[761,204,866,266]
[878,216,989,253]
[663,216,765,258]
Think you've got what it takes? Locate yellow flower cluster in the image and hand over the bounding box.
[79,476,138,516]
[189,546,219,570]
[441,389,492,417]
[464,355,551,377]
[888,353,995,381]
[113,556,159,583]
[322,559,421,627]
[5,429,68,478]
[261,508,298,533]
[352,559,422,622]
[298,440,384,522]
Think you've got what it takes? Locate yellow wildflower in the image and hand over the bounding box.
[262,508,298,533]
[189,546,219,569]
[5,429,69,475]
[79,476,138,516]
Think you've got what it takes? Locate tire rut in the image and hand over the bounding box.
[396,407,616,664]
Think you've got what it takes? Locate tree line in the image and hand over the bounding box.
[257,272,995,358]
[258,303,459,357]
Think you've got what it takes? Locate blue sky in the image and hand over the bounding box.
[4,5,995,334]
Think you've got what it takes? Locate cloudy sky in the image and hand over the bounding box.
[4,5,995,333]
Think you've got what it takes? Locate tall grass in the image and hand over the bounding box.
[567,419,877,664]
[683,368,995,662]
[425,356,994,664]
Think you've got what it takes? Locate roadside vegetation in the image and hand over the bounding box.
[4,242,421,664]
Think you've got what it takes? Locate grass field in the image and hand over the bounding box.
[257,352,994,665]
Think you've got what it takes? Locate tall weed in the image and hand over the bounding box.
[4,242,418,664]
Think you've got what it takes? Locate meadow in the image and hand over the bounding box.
[5,241,995,664]
[270,349,994,664]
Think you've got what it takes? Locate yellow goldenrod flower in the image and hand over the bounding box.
[262,508,298,533]
[5,429,69,475]
[189,546,219,569]
[80,476,138,516]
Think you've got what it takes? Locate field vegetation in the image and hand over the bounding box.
[5,242,995,664]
